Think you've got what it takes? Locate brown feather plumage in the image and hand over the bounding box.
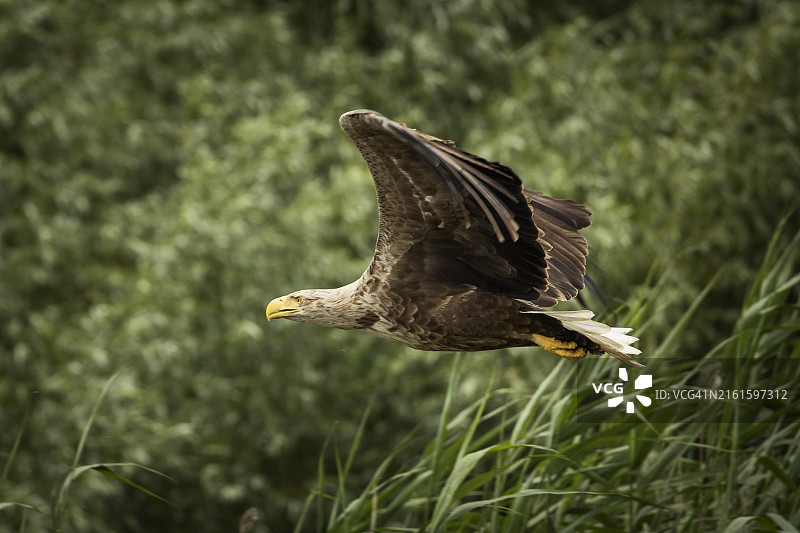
[267,110,641,365]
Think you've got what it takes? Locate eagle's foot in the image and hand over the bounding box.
[531,334,586,360]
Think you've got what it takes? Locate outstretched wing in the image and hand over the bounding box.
[339,109,587,305]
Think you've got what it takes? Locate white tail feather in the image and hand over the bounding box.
[523,309,643,367]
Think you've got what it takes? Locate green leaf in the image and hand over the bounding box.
[757,455,799,492]
[722,516,755,533]
[93,465,173,506]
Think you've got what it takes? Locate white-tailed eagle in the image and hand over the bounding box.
[267,110,642,366]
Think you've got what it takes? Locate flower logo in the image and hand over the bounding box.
[607,368,653,413]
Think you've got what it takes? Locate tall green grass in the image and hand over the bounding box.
[1,372,172,532]
[300,220,800,532]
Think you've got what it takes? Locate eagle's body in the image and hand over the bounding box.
[267,110,641,366]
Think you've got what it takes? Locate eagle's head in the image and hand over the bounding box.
[266,281,364,329]
[266,290,324,321]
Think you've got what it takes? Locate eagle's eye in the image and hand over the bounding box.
[294,295,305,305]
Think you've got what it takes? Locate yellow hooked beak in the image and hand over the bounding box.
[266,296,301,320]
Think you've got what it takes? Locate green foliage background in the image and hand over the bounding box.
[1,0,798,531]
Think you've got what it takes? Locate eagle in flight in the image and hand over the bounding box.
[267,110,642,366]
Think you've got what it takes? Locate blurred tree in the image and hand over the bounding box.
[1,0,797,531]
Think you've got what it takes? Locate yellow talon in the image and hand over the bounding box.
[532,334,586,360]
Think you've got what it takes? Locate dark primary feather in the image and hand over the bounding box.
[524,190,591,306]
[339,109,589,306]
